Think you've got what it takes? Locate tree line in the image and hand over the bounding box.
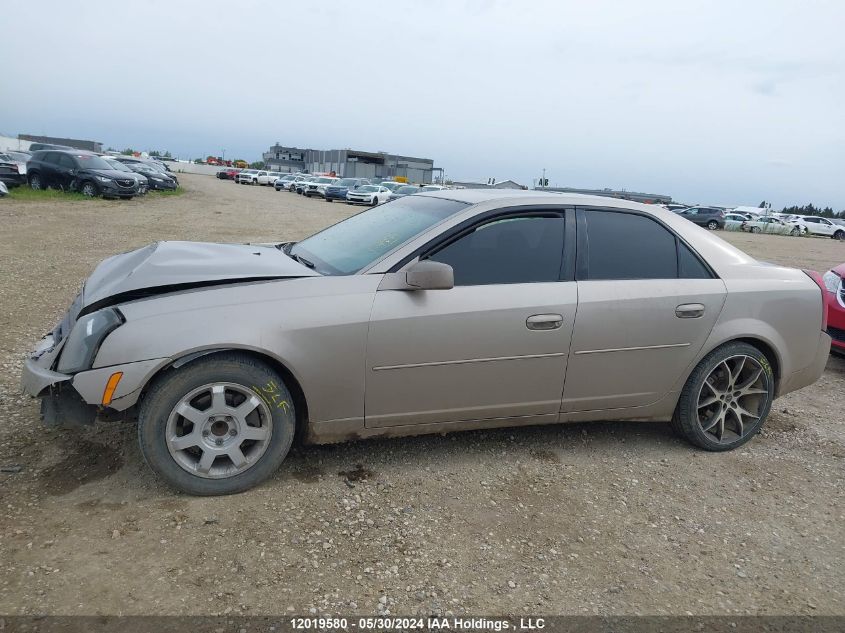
[758,201,843,218]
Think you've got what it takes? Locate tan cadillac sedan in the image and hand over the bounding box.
[21,190,831,495]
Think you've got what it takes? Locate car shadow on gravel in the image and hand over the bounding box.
[272,418,684,486]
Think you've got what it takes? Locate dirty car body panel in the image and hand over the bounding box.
[21,191,830,492]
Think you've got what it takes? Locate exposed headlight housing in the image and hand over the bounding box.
[152,177,164,182]
[822,270,841,294]
[57,308,124,374]
[97,176,112,183]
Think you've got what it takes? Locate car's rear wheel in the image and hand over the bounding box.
[751,226,761,234]
[29,173,43,190]
[138,353,296,495]
[80,181,99,197]
[707,220,719,230]
[672,342,774,451]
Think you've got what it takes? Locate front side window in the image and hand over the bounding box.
[290,196,467,275]
[427,215,565,286]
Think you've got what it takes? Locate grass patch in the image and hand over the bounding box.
[2,185,185,201]
[4,186,90,201]
[147,186,185,198]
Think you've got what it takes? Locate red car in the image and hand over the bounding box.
[215,168,241,180]
[823,263,845,354]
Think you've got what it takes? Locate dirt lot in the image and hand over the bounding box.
[0,174,843,617]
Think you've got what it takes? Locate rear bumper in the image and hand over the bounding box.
[0,173,27,186]
[779,330,832,396]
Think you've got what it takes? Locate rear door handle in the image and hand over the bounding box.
[526,314,563,330]
[675,303,705,318]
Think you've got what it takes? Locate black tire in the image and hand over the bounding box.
[326,198,333,203]
[751,226,761,234]
[707,220,719,230]
[29,173,44,190]
[372,197,379,206]
[137,353,296,495]
[672,342,774,452]
[790,227,800,236]
[834,230,845,241]
[79,181,99,197]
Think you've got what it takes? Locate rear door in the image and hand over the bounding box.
[562,207,726,412]
[54,153,78,190]
[38,152,60,187]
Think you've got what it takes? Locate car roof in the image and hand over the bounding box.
[417,188,672,213]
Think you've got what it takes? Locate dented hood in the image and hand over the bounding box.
[82,241,319,309]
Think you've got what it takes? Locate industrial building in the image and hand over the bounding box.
[451,179,527,190]
[18,134,103,153]
[537,186,672,204]
[263,143,441,184]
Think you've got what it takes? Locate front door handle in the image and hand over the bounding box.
[526,314,563,330]
[675,303,705,318]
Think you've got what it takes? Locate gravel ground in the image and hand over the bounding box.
[0,175,843,617]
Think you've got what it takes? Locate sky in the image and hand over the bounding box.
[2,0,844,208]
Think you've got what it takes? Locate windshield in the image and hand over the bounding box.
[316,177,335,184]
[289,196,468,275]
[242,169,258,175]
[397,186,419,194]
[336,179,358,187]
[359,185,378,192]
[75,154,116,170]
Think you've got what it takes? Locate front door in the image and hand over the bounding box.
[365,212,576,428]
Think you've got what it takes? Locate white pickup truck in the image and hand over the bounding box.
[795,215,845,240]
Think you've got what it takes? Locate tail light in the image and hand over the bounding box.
[803,270,828,331]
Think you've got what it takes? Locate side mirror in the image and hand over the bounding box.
[378,260,454,291]
[406,260,454,290]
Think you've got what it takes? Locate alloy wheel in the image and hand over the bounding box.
[696,355,769,444]
[165,382,273,479]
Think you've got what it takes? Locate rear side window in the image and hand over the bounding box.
[428,215,565,286]
[582,210,713,280]
[678,241,712,279]
[584,211,677,280]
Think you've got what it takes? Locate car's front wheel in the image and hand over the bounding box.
[79,181,99,197]
[671,342,774,451]
[372,197,379,206]
[790,227,800,236]
[138,353,296,495]
[751,226,761,234]
[834,230,844,241]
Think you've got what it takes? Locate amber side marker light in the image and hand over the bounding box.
[102,372,124,406]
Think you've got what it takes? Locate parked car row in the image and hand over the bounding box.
[219,169,447,206]
[664,203,844,240]
[1,149,180,199]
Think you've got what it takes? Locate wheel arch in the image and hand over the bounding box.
[684,334,783,397]
[135,347,311,443]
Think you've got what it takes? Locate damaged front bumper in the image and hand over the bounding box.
[22,332,169,428]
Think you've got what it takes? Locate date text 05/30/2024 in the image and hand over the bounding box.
[290,617,546,630]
